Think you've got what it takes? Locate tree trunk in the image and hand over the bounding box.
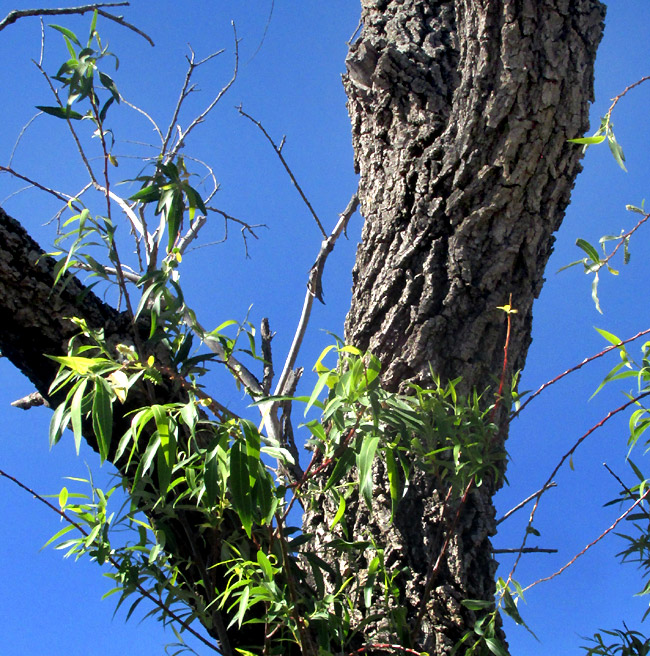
[304,1,605,654]
[0,1,606,655]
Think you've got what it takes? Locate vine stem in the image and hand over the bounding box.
[523,487,650,592]
[512,326,650,418]
[504,390,650,591]
[0,466,222,653]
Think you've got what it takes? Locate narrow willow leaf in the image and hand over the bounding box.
[385,448,401,521]
[36,105,85,120]
[70,379,88,455]
[576,238,601,263]
[49,24,82,46]
[58,486,69,509]
[92,378,113,462]
[358,435,380,509]
[567,135,606,145]
[484,637,509,656]
[330,492,346,531]
[230,440,253,537]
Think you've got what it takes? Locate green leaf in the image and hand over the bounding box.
[576,238,601,264]
[607,132,627,171]
[92,379,113,462]
[484,637,509,656]
[70,379,88,455]
[567,135,606,145]
[49,24,82,46]
[330,492,346,531]
[358,435,380,509]
[36,105,85,120]
[58,486,69,509]
[385,448,401,521]
[49,403,69,448]
[229,440,253,537]
[129,185,161,203]
[594,327,623,348]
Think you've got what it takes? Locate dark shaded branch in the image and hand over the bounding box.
[0,3,155,46]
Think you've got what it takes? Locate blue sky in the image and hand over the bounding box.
[0,2,649,654]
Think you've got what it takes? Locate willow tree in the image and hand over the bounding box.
[0,2,606,656]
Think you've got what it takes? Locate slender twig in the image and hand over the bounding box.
[274,192,359,398]
[33,60,97,183]
[260,318,274,396]
[513,327,650,418]
[505,391,650,589]
[496,481,557,525]
[523,488,650,592]
[247,0,274,63]
[0,4,155,46]
[165,26,238,162]
[607,75,650,117]
[72,260,140,283]
[349,645,423,656]
[238,106,328,239]
[603,462,650,520]
[0,165,81,209]
[0,466,221,652]
[121,97,164,146]
[8,113,40,167]
[493,547,558,554]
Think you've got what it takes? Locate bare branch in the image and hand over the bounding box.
[238,105,328,239]
[492,547,558,554]
[0,165,82,209]
[274,192,359,398]
[0,3,155,46]
[260,317,274,396]
[11,391,49,410]
[496,481,557,525]
[165,25,238,162]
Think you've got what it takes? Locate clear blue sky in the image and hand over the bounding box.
[0,2,649,654]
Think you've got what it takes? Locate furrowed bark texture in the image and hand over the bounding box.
[304,1,605,654]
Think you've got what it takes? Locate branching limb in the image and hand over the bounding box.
[493,547,558,554]
[274,192,359,398]
[0,3,155,46]
[165,26,239,162]
[0,465,222,653]
[0,165,82,209]
[238,105,328,238]
[260,317,274,395]
[523,488,650,592]
[11,391,49,409]
[496,481,557,525]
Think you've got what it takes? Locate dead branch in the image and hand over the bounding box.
[0,3,155,46]
[274,192,359,398]
[238,105,328,239]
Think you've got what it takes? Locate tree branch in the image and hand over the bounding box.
[0,3,155,46]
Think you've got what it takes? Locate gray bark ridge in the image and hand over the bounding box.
[305,1,605,654]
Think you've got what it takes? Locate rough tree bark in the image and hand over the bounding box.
[0,1,605,655]
[304,1,605,654]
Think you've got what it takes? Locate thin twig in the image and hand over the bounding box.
[513,327,650,418]
[523,488,650,592]
[0,465,221,652]
[607,75,650,117]
[0,165,82,209]
[166,26,238,162]
[603,462,650,520]
[506,391,650,589]
[493,547,558,554]
[238,105,328,239]
[0,4,154,46]
[496,481,557,525]
[274,192,359,398]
